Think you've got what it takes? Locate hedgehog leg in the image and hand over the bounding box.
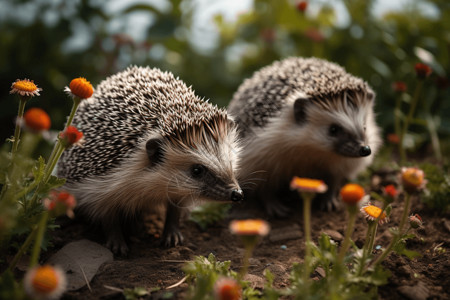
[261,189,291,218]
[161,202,184,248]
[104,221,129,256]
[316,176,342,211]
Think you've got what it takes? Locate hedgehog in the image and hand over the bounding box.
[57,66,243,255]
[228,57,381,216]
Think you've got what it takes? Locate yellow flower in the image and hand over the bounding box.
[340,183,365,205]
[229,219,270,236]
[401,167,426,193]
[24,265,66,300]
[290,177,328,193]
[65,77,94,100]
[10,79,42,98]
[360,203,388,224]
[214,277,242,300]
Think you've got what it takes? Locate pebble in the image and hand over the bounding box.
[397,281,430,300]
[269,224,302,242]
[321,229,344,242]
[46,239,113,291]
[281,245,287,250]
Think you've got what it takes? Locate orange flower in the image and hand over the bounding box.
[360,203,388,224]
[340,183,365,205]
[10,79,42,98]
[24,108,51,132]
[24,265,66,300]
[66,77,93,99]
[43,190,76,218]
[229,219,270,236]
[401,167,426,193]
[214,277,242,300]
[290,177,328,193]
[59,126,83,148]
[296,1,308,12]
[414,63,432,79]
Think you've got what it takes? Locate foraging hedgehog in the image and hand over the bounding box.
[58,66,243,255]
[228,57,381,216]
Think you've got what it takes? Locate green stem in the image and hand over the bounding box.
[398,193,412,234]
[29,211,49,267]
[301,192,313,287]
[357,221,376,276]
[337,206,357,263]
[8,226,38,271]
[65,98,81,129]
[369,194,412,270]
[399,80,423,164]
[238,244,255,281]
[11,97,28,158]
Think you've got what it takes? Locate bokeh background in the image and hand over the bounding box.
[1,0,449,157]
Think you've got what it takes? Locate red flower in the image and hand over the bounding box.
[304,28,324,42]
[214,277,242,300]
[392,81,407,92]
[383,184,398,203]
[414,63,432,79]
[387,133,400,144]
[24,108,51,132]
[59,126,83,148]
[44,190,76,218]
[260,28,276,43]
[409,214,423,229]
[296,1,308,12]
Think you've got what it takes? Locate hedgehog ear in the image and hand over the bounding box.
[293,98,309,124]
[146,138,164,167]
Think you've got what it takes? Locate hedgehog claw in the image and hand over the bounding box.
[106,235,129,257]
[161,229,184,248]
[264,199,290,218]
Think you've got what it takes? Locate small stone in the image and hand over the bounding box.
[46,239,113,291]
[321,229,344,242]
[280,245,287,250]
[242,274,265,289]
[442,218,450,233]
[397,281,429,300]
[269,224,302,242]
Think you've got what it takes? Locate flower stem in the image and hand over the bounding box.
[399,80,423,164]
[357,221,376,275]
[29,210,49,267]
[11,96,28,159]
[301,192,313,287]
[337,206,357,264]
[238,244,255,281]
[369,194,412,270]
[8,225,38,271]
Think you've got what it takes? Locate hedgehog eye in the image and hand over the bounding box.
[329,124,342,137]
[191,164,207,178]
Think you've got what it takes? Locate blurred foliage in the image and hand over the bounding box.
[1,0,449,159]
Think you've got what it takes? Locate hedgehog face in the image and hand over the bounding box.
[293,94,375,158]
[145,129,243,206]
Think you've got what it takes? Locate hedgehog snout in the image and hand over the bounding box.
[230,189,244,202]
[359,145,371,157]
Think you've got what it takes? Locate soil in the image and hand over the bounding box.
[43,185,450,300]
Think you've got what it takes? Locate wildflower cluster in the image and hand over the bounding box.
[0,76,94,299]
[184,167,427,299]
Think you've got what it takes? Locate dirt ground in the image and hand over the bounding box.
[46,186,450,300]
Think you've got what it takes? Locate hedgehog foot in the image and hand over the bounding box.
[105,229,129,256]
[161,202,184,248]
[264,197,291,218]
